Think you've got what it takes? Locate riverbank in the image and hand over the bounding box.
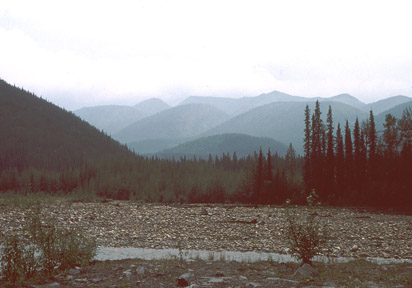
[1,197,412,287]
[1,198,411,260]
[13,257,412,287]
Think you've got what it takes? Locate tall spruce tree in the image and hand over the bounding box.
[285,143,296,183]
[344,120,353,192]
[335,123,345,201]
[325,105,335,197]
[303,104,312,192]
[368,110,377,158]
[383,114,398,157]
[310,101,324,198]
[353,118,362,189]
[253,148,264,203]
[266,148,272,181]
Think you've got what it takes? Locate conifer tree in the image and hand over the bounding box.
[325,105,335,196]
[266,148,272,181]
[344,120,353,191]
[368,110,377,158]
[310,101,324,198]
[383,114,398,157]
[285,143,296,183]
[353,118,362,188]
[253,148,264,203]
[335,123,345,201]
[303,105,312,192]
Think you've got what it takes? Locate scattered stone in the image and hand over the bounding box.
[136,266,146,276]
[123,269,132,278]
[200,208,208,215]
[267,277,299,284]
[351,244,359,252]
[90,277,104,283]
[215,271,225,277]
[31,283,61,288]
[177,272,194,287]
[67,268,80,275]
[294,263,320,278]
[246,282,261,288]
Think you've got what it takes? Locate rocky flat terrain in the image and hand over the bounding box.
[1,200,411,260]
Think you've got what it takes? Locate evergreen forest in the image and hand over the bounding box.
[0,79,411,210]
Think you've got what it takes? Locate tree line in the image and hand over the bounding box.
[304,101,412,208]
[0,150,304,204]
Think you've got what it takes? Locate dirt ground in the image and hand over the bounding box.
[5,257,412,288]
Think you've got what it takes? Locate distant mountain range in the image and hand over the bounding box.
[74,98,170,134]
[158,133,288,159]
[71,89,412,157]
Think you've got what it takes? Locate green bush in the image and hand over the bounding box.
[0,205,96,285]
[285,189,328,265]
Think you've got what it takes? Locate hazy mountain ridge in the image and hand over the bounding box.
[159,133,288,159]
[375,100,412,132]
[113,103,230,144]
[202,101,367,155]
[367,96,412,115]
[74,98,170,134]
[134,98,171,115]
[74,105,144,134]
[68,89,412,157]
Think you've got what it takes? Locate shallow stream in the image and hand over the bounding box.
[95,247,412,265]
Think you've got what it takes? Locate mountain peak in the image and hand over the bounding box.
[134,98,170,116]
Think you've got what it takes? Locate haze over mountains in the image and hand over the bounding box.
[74,90,412,156]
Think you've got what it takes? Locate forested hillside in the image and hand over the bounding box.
[0,79,133,172]
[0,79,301,203]
[1,78,410,210]
[159,133,288,159]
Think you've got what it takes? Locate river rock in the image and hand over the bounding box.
[67,268,80,275]
[177,272,194,287]
[31,283,61,288]
[123,269,132,278]
[294,263,320,278]
[136,266,146,275]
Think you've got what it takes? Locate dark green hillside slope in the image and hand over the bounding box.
[368,96,412,115]
[0,79,132,171]
[203,101,367,154]
[375,101,412,131]
[159,133,288,159]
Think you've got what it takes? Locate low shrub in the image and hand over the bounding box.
[285,189,328,265]
[0,204,96,285]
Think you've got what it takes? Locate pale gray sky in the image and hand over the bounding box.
[1,0,412,110]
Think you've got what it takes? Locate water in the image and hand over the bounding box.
[1,245,410,266]
[94,247,412,265]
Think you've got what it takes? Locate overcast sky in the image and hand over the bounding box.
[1,0,412,110]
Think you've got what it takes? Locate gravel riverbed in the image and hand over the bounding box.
[1,200,411,260]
